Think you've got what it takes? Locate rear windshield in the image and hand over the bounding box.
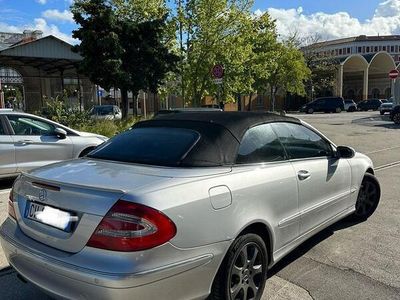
[87,127,200,166]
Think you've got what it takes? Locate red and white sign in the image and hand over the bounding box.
[389,69,399,79]
[211,64,224,79]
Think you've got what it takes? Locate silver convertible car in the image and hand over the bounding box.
[0,112,380,300]
[0,110,107,179]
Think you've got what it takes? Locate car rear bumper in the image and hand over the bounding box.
[0,218,229,300]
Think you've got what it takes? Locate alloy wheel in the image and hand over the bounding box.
[394,113,400,124]
[356,179,379,217]
[229,242,263,300]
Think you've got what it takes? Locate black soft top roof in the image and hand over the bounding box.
[133,112,301,167]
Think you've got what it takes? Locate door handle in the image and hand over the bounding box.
[298,170,311,180]
[16,140,34,146]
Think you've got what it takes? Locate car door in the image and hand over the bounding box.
[233,123,299,250]
[6,114,74,172]
[0,116,17,176]
[272,122,352,235]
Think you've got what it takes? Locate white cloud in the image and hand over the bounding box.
[256,0,400,42]
[36,0,47,5]
[0,18,76,44]
[33,18,77,44]
[42,9,74,23]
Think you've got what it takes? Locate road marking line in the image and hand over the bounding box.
[375,160,400,172]
[366,145,400,155]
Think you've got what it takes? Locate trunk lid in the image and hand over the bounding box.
[14,159,231,253]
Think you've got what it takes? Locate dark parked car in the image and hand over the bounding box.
[357,99,382,111]
[390,105,400,124]
[301,97,345,114]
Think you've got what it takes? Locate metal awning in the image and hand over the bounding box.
[0,35,82,75]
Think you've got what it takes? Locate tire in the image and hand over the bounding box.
[380,111,384,115]
[209,234,268,300]
[335,107,342,113]
[307,108,314,114]
[79,147,95,157]
[393,112,400,125]
[353,173,380,221]
[348,106,355,112]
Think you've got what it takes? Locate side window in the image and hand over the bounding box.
[236,123,286,164]
[272,123,333,160]
[8,115,55,136]
[0,119,6,135]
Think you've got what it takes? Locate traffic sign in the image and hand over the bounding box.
[212,64,224,79]
[389,69,399,79]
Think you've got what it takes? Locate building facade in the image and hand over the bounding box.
[0,30,96,112]
[305,35,400,102]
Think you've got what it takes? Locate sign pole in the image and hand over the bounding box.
[389,69,399,105]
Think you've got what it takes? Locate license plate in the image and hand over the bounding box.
[25,201,74,232]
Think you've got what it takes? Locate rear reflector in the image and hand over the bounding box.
[8,190,16,220]
[87,200,176,252]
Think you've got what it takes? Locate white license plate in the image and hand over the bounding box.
[26,201,73,231]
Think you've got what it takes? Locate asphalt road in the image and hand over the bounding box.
[0,111,400,300]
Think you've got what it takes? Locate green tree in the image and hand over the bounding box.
[71,0,178,118]
[301,35,339,99]
[266,42,311,111]
[174,0,256,106]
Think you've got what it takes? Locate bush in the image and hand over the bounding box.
[39,95,144,138]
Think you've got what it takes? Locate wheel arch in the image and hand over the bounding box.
[236,221,274,267]
[366,167,375,175]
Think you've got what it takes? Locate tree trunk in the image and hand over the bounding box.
[248,92,253,111]
[121,88,129,119]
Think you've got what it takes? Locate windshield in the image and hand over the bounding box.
[87,127,200,166]
[90,106,114,115]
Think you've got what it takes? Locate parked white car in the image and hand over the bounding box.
[89,105,122,120]
[0,110,107,179]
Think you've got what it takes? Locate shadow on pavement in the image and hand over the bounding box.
[0,266,52,299]
[374,123,400,129]
[268,216,364,277]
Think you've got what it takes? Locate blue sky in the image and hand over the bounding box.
[0,0,399,44]
[254,0,383,21]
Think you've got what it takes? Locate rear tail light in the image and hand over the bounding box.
[87,200,176,252]
[8,190,16,220]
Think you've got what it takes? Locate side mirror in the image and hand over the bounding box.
[54,127,67,139]
[336,146,355,159]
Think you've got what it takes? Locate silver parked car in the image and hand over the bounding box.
[0,110,107,179]
[379,102,393,115]
[0,112,380,300]
[89,105,122,120]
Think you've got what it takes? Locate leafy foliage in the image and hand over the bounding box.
[71,0,178,118]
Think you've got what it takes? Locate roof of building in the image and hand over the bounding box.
[133,112,300,167]
[306,35,400,49]
[0,34,82,74]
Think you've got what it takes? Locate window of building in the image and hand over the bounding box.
[366,46,370,52]
[236,124,286,164]
[339,49,342,55]
[347,47,351,54]
[396,46,399,52]
[358,47,362,53]
[391,46,395,53]
[374,46,378,52]
[383,46,386,51]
